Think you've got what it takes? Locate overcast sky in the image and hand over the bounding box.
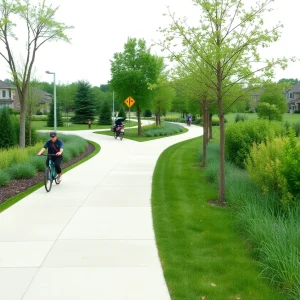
[0,0,299,87]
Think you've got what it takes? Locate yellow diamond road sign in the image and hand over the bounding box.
[124,96,135,108]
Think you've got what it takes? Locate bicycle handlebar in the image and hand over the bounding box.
[38,153,60,156]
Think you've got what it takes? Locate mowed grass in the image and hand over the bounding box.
[224,112,300,124]
[151,137,283,300]
[31,120,138,131]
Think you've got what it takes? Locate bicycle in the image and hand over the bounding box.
[41,154,61,192]
[114,123,124,140]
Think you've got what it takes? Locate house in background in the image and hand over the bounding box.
[0,80,51,112]
[285,83,300,113]
[0,80,18,109]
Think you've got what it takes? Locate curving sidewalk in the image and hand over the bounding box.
[0,123,202,300]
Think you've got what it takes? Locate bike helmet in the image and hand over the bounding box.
[49,131,57,137]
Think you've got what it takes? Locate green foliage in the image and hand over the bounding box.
[110,37,164,111]
[11,115,40,147]
[72,81,96,124]
[117,105,126,118]
[99,102,112,125]
[143,110,152,117]
[204,139,300,298]
[29,156,47,172]
[142,122,184,137]
[235,113,248,122]
[225,119,285,168]
[259,83,288,114]
[7,163,36,179]
[257,102,282,121]
[47,100,64,127]
[280,131,300,202]
[0,107,16,148]
[0,170,10,187]
[245,137,287,200]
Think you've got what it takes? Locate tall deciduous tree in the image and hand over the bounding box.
[110,37,164,135]
[72,81,95,124]
[149,76,175,125]
[157,0,291,203]
[0,0,72,148]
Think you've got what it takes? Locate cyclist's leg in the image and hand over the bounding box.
[54,156,63,180]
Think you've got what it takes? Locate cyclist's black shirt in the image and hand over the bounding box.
[43,139,64,155]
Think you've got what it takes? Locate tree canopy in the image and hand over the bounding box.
[110,37,164,135]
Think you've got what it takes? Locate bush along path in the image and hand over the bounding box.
[151,137,283,300]
[0,142,95,205]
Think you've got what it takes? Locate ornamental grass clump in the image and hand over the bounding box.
[0,170,10,187]
[7,163,36,179]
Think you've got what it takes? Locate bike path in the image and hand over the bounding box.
[0,123,202,300]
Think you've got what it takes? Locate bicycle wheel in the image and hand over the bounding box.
[44,167,52,192]
[114,132,117,139]
[120,133,123,140]
[55,175,61,185]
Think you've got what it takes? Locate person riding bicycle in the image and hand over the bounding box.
[37,132,64,182]
[113,118,123,132]
[186,113,192,125]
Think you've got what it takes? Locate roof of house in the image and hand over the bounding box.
[0,80,16,89]
[288,83,300,93]
[30,87,52,104]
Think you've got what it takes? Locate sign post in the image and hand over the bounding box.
[124,96,135,129]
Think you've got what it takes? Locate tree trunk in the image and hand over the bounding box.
[155,113,159,126]
[19,93,26,148]
[217,61,226,203]
[205,108,210,145]
[209,113,213,140]
[201,100,208,167]
[158,107,161,125]
[137,106,142,136]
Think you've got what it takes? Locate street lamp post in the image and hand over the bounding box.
[45,71,56,132]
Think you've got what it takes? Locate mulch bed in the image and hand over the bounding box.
[0,143,95,204]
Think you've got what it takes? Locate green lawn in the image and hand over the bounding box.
[31,120,138,131]
[151,136,283,300]
[224,112,300,124]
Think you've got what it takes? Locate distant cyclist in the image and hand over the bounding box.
[186,113,192,126]
[37,132,64,182]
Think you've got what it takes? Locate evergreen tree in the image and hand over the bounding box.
[72,81,95,124]
[99,102,112,125]
[0,108,16,148]
[47,100,64,127]
[118,105,126,118]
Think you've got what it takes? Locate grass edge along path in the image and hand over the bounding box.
[151,137,283,300]
[0,140,100,213]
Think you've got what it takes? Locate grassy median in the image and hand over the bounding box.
[151,137,282,300]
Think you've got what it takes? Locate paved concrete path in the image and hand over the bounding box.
[0,122,202,300]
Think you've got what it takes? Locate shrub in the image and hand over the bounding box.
[118,105,126,118]
[235,113,248,122]
[225,119,285,168]
[257,102,282,121]
[0,169,10,187]
[144,110,152,117]
[99,101,112,125]
[142,122,184,137]
[7,163,36,179]
[279,132,300,203]
[29,156,47,172]
[245,137,287,197]
[0,107,16,148]
[292,122,300,137]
